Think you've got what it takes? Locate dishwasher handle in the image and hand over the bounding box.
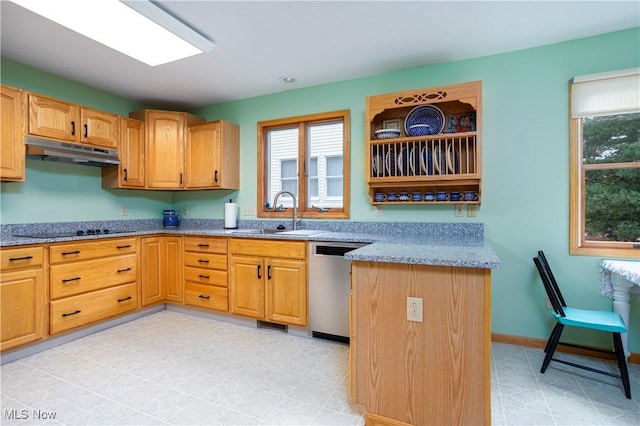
[314,245,358,257]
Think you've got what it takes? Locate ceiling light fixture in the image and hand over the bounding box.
[10,0,215,67]
[279,76,296,83]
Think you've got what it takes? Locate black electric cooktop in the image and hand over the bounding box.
[13,229,130,239]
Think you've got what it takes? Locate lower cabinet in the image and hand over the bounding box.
[140,236,183,305]
[0,246,45,351]
[183,236,228,312]
[48,238,138,334]
[229,239,307,326]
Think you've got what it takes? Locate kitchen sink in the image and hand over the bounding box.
[225,228,326,236]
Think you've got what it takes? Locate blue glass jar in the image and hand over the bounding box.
[162,209,180,227]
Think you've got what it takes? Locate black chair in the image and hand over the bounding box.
[533,250,631,399]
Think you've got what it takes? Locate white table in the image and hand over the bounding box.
[600,260,640,358]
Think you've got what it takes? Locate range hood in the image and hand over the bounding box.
[25,137,120,167]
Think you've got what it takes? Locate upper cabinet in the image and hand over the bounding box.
[130,109,203,189]
[187,120,240,190]
[366,81,482,204]
[102,117,145,189]
[1,85,26,182]
[27,93,119,149]
[130,109,240,190]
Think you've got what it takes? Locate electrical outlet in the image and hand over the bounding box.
[467,205,477,217]
[375,206,383,217]
[121,207,128,216]
[455,204,463,217]
[182,206,189,215]
[407,297,423,322]
[242,206,256,216]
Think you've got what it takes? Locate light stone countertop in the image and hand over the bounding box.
[0,219,501,269]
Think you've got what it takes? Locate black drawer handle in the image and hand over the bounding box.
[116,245,131,249]
[62,309,81,317]
[267,265,272,280]
[84,123,88,138]
[198,274,210,279]
[257,264,261,279]
[9,255,34,261]
[62,277,81,283]
[197,259,210,263]
[117,267,132,273]
[61,250,80,255]
[198,294,210,300]
[214,170,218,182]
[71,121,75,136]
[117,296,132,302]
[123,168,128,181]
[197,243,210,248]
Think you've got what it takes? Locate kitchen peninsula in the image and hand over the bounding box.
[1,219,501,426]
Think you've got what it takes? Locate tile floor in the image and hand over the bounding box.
[0,310,638,425]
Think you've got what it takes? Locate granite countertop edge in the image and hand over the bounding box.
[1,225,502,269]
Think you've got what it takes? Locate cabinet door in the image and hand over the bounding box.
[164,237,184,303]
[1,85,25,182]
[146,111,185,188]
[186,121,218,188]
[81,107,118,148]
[1,268,45,351]
[140,237,166,305]
[28,94,79,142]
[265,258,307,326]
[229,255,264,318]
[102,117,145,188]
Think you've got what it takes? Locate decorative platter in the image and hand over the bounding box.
[404,105,445,136]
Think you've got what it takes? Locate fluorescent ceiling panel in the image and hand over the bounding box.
[10,0,215,66]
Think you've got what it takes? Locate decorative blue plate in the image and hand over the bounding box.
[404,105,445,136]
[371,150,384,177]
[396,147,409,176]
[420,146,433,175]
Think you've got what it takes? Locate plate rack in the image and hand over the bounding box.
[366,81,482,205]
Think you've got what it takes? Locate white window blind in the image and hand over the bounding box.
[571,67,640,118]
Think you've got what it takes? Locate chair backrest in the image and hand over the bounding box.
[533,255,566,317]
[537,250,567,307]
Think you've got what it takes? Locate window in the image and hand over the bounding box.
[257,110,350,219]
[569,68,640,257]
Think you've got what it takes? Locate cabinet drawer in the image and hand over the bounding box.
[183,237,227,254]
[50,283,137,334]
[185,283,228,312]
[229,239,306,259]
[50,238,136,264]
[50,254,136,299]
[1,246,44,270]
[184,267,227,287]
[184,252,227,270]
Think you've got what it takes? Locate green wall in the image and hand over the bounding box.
[1,28,639,352]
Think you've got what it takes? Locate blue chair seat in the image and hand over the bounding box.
[554,307,628,333]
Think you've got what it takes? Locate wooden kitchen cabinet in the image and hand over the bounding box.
[186,120,240,189]
[1,85,25,182]
[48,238,138,334]
[28,93,119,149]
[130,109,204,189]
[140,236,183,305]
[351,261,491,425]
[229,239,307,326]
[184,236,229,312]
[102,117,145,188]
[0,246,45,351]
[366,80,482,205]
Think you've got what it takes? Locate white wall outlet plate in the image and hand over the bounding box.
[407,297,423,322]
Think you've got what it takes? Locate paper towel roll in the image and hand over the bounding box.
[224,202,238,229]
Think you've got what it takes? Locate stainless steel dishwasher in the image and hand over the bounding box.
[308,241,368,343]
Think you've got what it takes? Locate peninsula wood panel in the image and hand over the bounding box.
[352,261,491,426]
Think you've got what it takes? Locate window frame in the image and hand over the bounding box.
[257,110,350,220]
[569,87,639,258]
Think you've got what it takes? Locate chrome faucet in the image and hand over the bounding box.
[272,190,298,230]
